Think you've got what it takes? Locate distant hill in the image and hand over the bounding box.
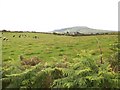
[51,26,115,34]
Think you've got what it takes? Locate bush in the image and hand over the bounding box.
[2,49,119,89]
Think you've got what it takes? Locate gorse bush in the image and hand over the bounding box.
[2,46,119,89]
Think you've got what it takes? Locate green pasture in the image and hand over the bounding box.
[2,32,117,63]
[1,32,119,88]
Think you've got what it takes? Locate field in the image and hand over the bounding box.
[1,32,119,89]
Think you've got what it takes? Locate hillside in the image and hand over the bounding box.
[51,26,114,34]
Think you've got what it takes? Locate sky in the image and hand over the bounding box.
[0,0,119,32]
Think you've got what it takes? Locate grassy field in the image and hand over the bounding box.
[1,32,119,88]
[2,32,117,62]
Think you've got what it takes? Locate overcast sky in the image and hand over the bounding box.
[0,0,119,32]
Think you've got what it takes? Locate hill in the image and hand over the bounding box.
[51,26,115,34]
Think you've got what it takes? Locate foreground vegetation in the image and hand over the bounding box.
[1,32,119,89]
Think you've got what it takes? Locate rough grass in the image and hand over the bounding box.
[2,32,118,73]
[2,32,117,61]
[1,32,119,88]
